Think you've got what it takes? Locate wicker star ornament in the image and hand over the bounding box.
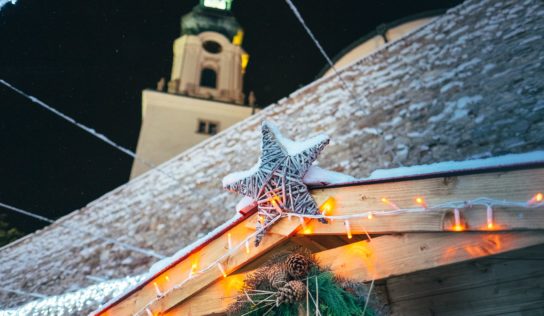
[223,121,329,246]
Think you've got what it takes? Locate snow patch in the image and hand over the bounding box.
[235,196,255,213]
[366,151,544,180]
[303,165,356,185]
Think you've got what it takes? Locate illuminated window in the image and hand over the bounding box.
[197,120,219,135]
[200,68,217,89]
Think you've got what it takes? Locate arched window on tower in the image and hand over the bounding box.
[200,68,217,89]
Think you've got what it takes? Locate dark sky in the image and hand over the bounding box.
[0,0,462,235]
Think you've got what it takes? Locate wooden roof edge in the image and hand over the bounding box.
[93,159,544,315]
[93,204,258,315]
[309,160,544,190]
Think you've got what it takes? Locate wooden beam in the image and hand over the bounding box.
[148,217,302,314]
[100,213,301,316]
[301,205,544,236]
[245,168,544,234]
[315,232,544,282]
[165,232,544,315]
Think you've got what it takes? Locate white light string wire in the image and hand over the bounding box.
[283,0,366,107]
[283,197,544,221]
[0,201,164,259]
[0,79,180,184]
[131,196,543,315]
[133,214,284,316]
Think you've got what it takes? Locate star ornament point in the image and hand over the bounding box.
[223,121,329,246]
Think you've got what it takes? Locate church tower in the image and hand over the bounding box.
[169,0,248,104]
[130,0,255,178]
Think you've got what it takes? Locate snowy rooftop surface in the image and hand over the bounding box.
[1,0,543,313]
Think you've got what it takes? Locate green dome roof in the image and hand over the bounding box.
[181,3,242,41]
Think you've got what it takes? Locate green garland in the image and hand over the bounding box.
[226,251,375,316]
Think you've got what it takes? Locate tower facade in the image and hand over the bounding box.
[130,0,254,178]
[168,0,249,103]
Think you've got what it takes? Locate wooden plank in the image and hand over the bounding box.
[148,217,302,314]
[386,244,544,315]
[314,232,544,282]
[387,243,544,301]
[302,205,544,235]
[243,169,544,235]
[101,213,301,316]
[311,169,544,214]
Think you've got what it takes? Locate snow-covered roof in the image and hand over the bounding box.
[1,0,544,313]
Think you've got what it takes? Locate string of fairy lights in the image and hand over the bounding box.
[131,193,543,316]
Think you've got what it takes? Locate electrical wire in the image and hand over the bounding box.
[0,201,164,259]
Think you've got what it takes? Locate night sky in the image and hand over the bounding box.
[0,0,462,235]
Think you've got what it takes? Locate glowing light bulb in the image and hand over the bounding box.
[189,262,197,278]
[381,197,400,210]
[344,220,352,239]
[452,208,463,231]
[415,196,427,208]
[486,205,494,230]
[217,263,227,278]
[152,282,162,297]
[320,197,335,216]
[528,192,543,204]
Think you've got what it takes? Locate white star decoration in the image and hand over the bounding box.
[223,121,329,246]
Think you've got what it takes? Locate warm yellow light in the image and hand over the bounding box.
[241,53,250,73]
[367,212,373,220]
[189,262,198,278]
[415,196,427,208]
[528,192,543,205]
[165,276,170,282]
[152,282,162,296]
[217,263,227,278]
[245,240,250,254]
[344,220,352,239]
[232,29,244,46]
[453,225,464,232]
[381,197,400,210]
[303,226,313,235]
[487,223,494,229]
[319,197,335,216]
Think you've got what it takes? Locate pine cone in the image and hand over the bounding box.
[267,264,288,289]
[276,280,306,306]
[286,253,311,278]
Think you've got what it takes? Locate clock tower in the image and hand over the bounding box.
[168,0,249,104]
[130,0,255,178]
